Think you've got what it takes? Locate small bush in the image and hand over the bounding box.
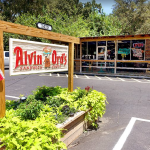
[33,86,63,101]
[6,100,20,110]
[16,100,44,120]
[1,86,107,149]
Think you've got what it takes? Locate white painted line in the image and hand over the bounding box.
[66,74,68,77]
[113,117,150,150]
[113,117,136,150]
[57,73,60,77]
[132,78,141,82]
[105,76,113,80]
[85,75,90,79]
[5,95,19,99]
[96,76,101,80]
[49,73,52,76]
[144,79,150,82]
[117,77,125,81]
[39,74,46,76]
[75,75,78,78]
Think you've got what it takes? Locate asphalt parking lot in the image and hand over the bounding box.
[4,70,150,150]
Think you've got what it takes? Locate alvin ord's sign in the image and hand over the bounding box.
[9,38,68,76]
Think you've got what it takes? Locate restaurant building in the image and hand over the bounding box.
[74,34,150,75]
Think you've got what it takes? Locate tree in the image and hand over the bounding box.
[0,0,46,22]
[135,1,150,34]
[87,11,122,36]
[112,0,148,35]
[82,0,102,19]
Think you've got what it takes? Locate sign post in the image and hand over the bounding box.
[0,30,5,118]
[68,42,74,92]
[0,20,80,118]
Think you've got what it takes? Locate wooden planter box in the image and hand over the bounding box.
[0,110,90,149]
[56,110,89,147]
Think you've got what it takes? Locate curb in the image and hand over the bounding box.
[54,72,150,80]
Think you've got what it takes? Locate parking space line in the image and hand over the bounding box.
[105,76,113,80]
[113,117,136,150]
[75,74,78,78]
[57,73,60,77]
[132,78,141,82]
[144,79,150,82]
[113,117,150,150]
[85,75,90,79]
[96,76,101,80]
[49,73,52,76]
[117,77,125,81]
[5,95,19,99]
[66,74,68,77]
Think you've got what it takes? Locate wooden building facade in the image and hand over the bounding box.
[74,34,150,75]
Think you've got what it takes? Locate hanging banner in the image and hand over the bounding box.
[9,38,68,76]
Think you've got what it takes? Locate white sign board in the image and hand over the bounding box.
[9,38,68,76]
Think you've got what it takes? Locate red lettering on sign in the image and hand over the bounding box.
[52,51,67,66]
[133,43,144,48]
[24,51,27,65]
[14,47,42,69]
[37,55,42,65]
[34,51,36,65]
[52,50,57,64]
[14,47,23,68]
[28,52,33,65]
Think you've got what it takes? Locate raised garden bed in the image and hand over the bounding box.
[0,86,107,150]
[57,110,90,146]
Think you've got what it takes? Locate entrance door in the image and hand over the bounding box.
[97,46,107,60]
[96,46,107,67]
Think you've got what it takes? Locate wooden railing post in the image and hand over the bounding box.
[68,42,74,92]
[0,30,5,118]
[114,40,117,74]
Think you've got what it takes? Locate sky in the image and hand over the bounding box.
[79,0,116,15]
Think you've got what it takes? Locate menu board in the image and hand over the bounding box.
[145,39,150,60]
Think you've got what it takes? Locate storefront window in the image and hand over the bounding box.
[118,40,130,60]
[82,42,87,59]
[75,44,80,59]
[131,40,145,60]
[98,41,106,46]
[107,41,115,60]
[88,42,96,59]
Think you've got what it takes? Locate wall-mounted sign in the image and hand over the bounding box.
[118,48,130,55]
[36,22,52,31]
[133,43,144,48]
[132,48,143,58]
[9,38,68,76]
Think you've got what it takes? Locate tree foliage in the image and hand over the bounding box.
[113,0,149,35]
[1,0,150,51]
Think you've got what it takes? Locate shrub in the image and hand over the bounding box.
[0,86,108,149]
[33,86,63,101]
[0,106,66,150]
[16,100,44,120]
[6,100,20,110]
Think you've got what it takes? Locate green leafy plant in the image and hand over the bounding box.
[0,106,66,150]
[6,100,20,110]
[78,90,108,127]
[1,86,108,149]
[16,100,44,120]
[33,86,63,101]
